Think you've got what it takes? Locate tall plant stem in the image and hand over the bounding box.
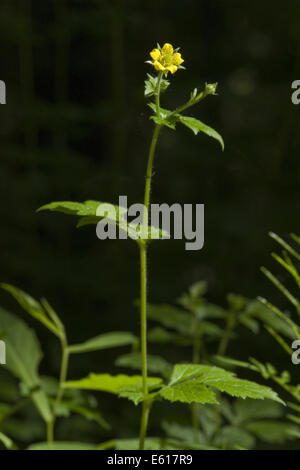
[191,319,201,442]
[47,334,69,449]
[217,312,235,356]
[138,73,163,450]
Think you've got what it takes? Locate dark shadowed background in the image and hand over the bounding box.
[0,0,300,446]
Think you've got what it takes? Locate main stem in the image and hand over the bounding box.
[217,312,235,356]
[139,72,163,450]
[47,334,69,449]
[191,318,201,442]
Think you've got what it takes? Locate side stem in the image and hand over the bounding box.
[47,333,69,449]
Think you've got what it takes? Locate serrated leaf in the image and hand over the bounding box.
[0,308,52,423]
[178,115,224,150]
[68,332,138,355]
[165,364,283,404]
[64,373,162,395]
[150,115,177,130]
[148,103,179,130]
[160,382,217,404]
[41,200,169,242]
[145,74,170,97]
[37,200,101,216]
[119,380,161,405]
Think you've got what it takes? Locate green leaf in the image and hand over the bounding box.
[269,232,300,262]
[178,115,224,150]
[28,441,97,450]
[162,421,206,445]
[189,281,208,298]
[38,200,127,228]
[246,299,295,339]
[37,200,101,216]
[148,104,178,130]
[258,297,300,340]
[162,364,283,404]
[64,373,162,395]
[38,200,170,242]
[145,74,170,97]
[213,355,254,371]
[214,426,255,450]
[150,115,177,130]
[264,325,293,354]
[0,308,52,423]
[119,380,162,405]
[244,421,299,443]
[261,267,299,310]
[58,401,110,430]
[239,314,260,334]
[0,432,18,450]
[1,284,61,337]
[68,332,138,355]
[148,327,192,346]
[116,352,172,378]
[147,303,194,336]
[160,382,217,404]
[233,399,282,424]
[112,437,217,450]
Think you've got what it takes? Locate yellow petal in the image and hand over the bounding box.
[150,48,161,61]
[166,64,178,74]
[161,43,174,55]
[172,52,184,66]
[153,60,165,71]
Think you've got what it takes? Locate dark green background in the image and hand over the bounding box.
[0,0,300,445]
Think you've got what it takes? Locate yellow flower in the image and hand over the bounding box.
[149,43,184,75]
[150,48,161,61]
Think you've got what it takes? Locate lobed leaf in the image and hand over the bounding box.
[178,115,224,150]
[161,364,283,404]
[68,331,138,355]
[64,373,162,396]
[0,308,52,423]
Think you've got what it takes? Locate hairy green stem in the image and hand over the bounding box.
[139,242,148,398]
[217,312,235,356]
[138,73,163,451]
[191,319,201,442]
[47,334,69,449]
[139,400,151,450]
[156,71,163,118]
[167,88,211,120]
